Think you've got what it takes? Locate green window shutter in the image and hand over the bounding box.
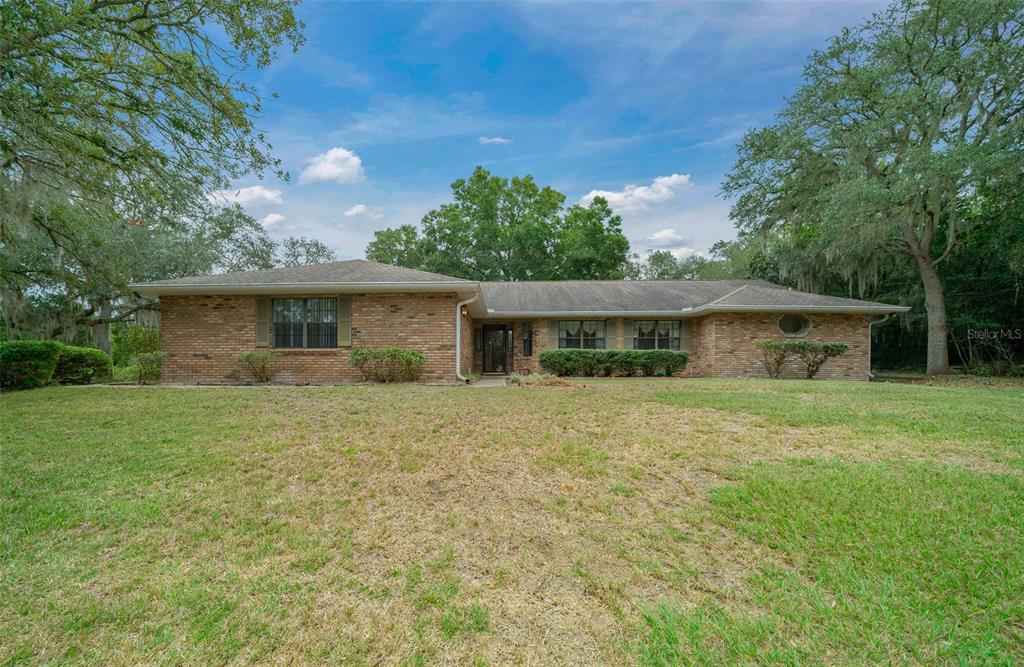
[337,296,352,347]
[255,298,269,347]
[622,319,633,349]
[548,320,560,349]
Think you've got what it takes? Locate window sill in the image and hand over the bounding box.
[270,348,346,354]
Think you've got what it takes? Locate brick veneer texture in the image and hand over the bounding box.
[693,312,871,379]
[162,294,872,384]
[471,314,870,379]
[160,292,466,384]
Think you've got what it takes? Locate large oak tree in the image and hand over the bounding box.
[723,0,1024,375]
[366,167,630,281]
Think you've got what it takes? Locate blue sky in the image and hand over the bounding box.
[216,1,883,260]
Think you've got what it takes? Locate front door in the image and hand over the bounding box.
[482,325,508,374]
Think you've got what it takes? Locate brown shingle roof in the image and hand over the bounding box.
[131,259,907,313]
[478,280,906,314]
[132,259,474,287]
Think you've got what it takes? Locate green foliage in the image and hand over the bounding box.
[1,0,306,345]
[135,352,167,384]
[723,0,1024,374]
[1,0,304,230]
[366,166,630,280]
[235,350,280,383]
[350,347,426,383]
[0,340,61,390]
[756,340,791,379]
[756,340,849,379]
[116,326,161,359]
[539,349,688,377]
[54,345,112,385]
[275,237,337,267]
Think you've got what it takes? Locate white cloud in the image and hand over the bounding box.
[206,185,283,207]
[343,204,382,219]
[478,136,512,144]
[580,173,693,212]
[260,213,286,227]
[669,246,700,260]
[646,228,691,247]
[299,147,366,185]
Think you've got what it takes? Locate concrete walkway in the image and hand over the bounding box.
[472,377,507,387]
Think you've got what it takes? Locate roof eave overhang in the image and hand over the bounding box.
[479,305,910,318]
[684,304,912,315]
[479,310,690,319]
[130,281,480,299]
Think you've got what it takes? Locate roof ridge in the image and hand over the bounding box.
[706,284,751,305]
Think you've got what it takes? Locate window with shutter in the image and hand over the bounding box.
[272,298,338,349]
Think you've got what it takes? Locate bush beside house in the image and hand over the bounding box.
[756,340,850,379]
[54,345,114,385]
[135,351,167,384]
[351,347,426,383]
[539,349,689,377]
[235,350,280,383]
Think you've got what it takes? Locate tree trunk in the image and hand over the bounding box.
[91,299,112,355]
[913,254,950,375]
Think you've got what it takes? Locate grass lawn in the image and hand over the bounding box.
[2,379,1023,665]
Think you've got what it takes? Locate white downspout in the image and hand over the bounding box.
[867,313,891,379]
[455,295,479,383]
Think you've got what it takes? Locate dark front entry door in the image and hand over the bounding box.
[482,325,508,373]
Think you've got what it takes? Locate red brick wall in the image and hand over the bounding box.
[690,312,871,380]
[160,292,464,384]
[467,313,869,379]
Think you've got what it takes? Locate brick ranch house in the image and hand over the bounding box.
[130,259,908,384]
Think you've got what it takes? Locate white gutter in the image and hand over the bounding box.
[481,310,693,318]
[455,295,479,383]
[480,305,910,319]
[681,304,912,315]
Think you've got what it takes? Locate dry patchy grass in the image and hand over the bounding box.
[2,379,1022,665]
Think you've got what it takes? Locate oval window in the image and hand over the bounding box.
[778,314,810,336]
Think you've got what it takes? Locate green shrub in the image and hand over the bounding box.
[350,347,426,383]
[0,340,62,390]
[135,351,167,383]
[113,364,139,383]
[235,350,279,383]
[755,340,850,379]
[792,340,849,378]
[115,325,160,361]
[54,345,112,385]
[756,340,790,379]
[539,349,688,377]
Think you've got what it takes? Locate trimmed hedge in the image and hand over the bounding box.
[0,341,63,390]
[55,345,113,385]
[1,341,115,389]
[350,347,426,383]
[539,349,688,377]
